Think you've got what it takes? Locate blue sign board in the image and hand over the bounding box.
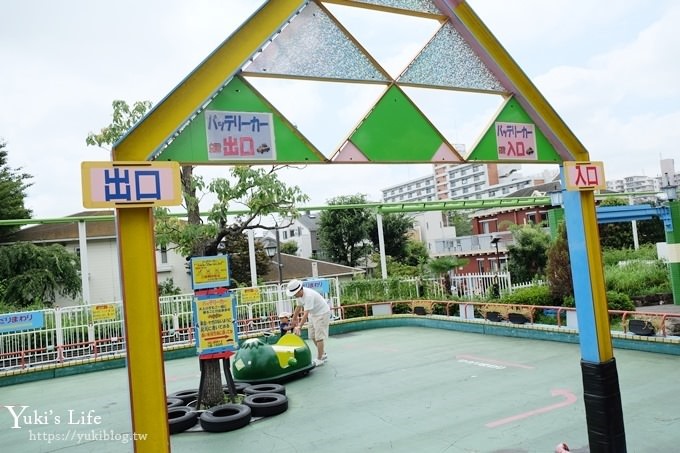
[0,311,45,333]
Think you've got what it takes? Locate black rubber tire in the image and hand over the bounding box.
[244,392,288,417]
[199,404,252,433]
[244,383,286,396]
[166,397,184,408]
[168,389,199,405]
[168,406,198,435]
[223,382,251,394]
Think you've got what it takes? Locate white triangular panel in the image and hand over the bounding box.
[348,0,441,15]
[399,22,507,93]
[243,2,388,82]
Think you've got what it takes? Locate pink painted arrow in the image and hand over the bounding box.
[486,389,578,428]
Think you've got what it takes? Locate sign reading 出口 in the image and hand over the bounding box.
[206,110,276,161]
[81,161,181,208]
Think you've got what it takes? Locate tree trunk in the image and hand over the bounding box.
[200,359,225,408]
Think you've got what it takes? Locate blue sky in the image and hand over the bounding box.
[1,0,678,218]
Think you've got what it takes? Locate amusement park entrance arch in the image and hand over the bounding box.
[102,1,624,451]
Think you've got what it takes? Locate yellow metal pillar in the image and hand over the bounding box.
[116,208,169,452]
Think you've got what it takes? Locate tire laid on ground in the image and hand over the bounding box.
[168,389,199,405]
[244,383,286,396]
[168,406,198,435]
[199,404,252,433]
[223,382,251,394]
[167,397,185,408]
[244,392,288,417]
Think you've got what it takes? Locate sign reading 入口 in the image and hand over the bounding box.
[81,161,181,208]
[564,161,606,191]
[495,122,537,161]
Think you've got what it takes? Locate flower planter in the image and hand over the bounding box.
[485,311,503,322]
[628,319,655,336]
[508,313,529,324]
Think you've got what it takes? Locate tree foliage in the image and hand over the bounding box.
[403,239,429,267]
[446,210,472,236]
[318,194,373,267]
[155,166,309,258]
[368,212,412,261]
[545,222,572,305]
[86,100,153,149]
[0,140,33,241]
[280,241,298,255]
[506,224,551,283]
[0,243,81,308]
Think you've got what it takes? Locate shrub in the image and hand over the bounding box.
[562,291,635,312]
[501,285,551,306]
[604,261,670,297]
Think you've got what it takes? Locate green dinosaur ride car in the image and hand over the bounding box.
[231,333,314,384]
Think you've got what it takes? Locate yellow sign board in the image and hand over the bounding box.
[241,288,261,303]
[191,256,230,289]
[92,304,117,322]
[195,296,235,353]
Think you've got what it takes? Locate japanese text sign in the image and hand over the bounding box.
[0,311,44,333]
[241,288,261,303]
[564,161,606,191]
[495,122,537,161]
[191,255,231,290]
[205,110,276,161]
[81,161,181,208]
[193,295,237,354]
[302,279,331,296]
[92,304,117,322]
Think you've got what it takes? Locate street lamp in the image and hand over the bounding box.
[264,225,284,285]
[490,234,501,272]
[662,183,678,202]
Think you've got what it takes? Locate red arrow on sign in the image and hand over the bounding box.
[485,389,577,428]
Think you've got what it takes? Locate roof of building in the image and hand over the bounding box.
[262,253,364,284]
[295,212,320,232]
[8,211,116,243]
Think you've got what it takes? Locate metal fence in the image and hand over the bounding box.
[0,280,344,372]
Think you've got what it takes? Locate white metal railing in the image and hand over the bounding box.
[0,281,343,372]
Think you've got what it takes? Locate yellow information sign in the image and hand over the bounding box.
[195,296,235,353]
[92,304,117,322]
[241,288,261,303]
[191,255,230,289]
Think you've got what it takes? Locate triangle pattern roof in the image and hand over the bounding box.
[114,0,589,166]
[242,1,390,82]
[467,97,562,164]
[343,84,463,162]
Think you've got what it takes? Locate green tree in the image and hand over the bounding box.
[0,243,81,308]
[0,140,33,242]
[368,212,412,261]
[86,100,153,148]
[318,194,373,267]
[403,239,429,267]
[446,210,472,236]
[507,224,551,283]
[280,240,298,255]
[545,222,572,305]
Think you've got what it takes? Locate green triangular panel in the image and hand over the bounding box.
[155,76,325,164]
[467,97,562,163]
[348,85,462,162]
